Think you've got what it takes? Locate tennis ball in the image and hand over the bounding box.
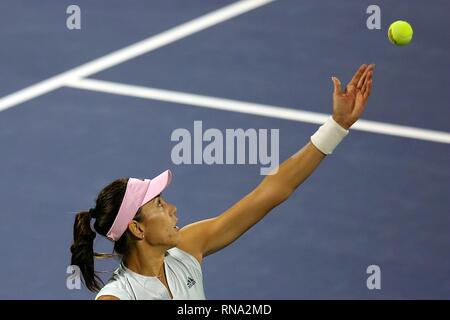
[388,20,413,46]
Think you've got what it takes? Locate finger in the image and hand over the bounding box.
[360,72,372,95]
[359,71,373,91]
[364,80,373,99]
[332,76,342,95]
[347,64,367,89]
[360,79,371,102]
[357,65,374,89]
[360,76,369,96]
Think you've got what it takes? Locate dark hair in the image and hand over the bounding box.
[70,178,143,292]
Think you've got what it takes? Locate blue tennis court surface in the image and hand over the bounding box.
[0,0,449,299]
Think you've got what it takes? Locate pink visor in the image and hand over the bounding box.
[106,169,172,241]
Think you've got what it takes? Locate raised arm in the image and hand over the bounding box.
[179,64,374,263]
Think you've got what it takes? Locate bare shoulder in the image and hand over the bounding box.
[97,295,120,300]
[177,225,208,265]
[176,242,203,265]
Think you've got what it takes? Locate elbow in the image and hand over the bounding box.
[256,179,293,207]
[266,189,292,208]
[273,187,292,204]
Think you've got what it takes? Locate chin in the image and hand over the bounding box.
[172,237,181,246]
[167,236,180,248]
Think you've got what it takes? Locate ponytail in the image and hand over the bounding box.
[70,177,134,292]
[70,210,103,292]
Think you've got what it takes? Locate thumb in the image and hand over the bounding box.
[332,76,342,95]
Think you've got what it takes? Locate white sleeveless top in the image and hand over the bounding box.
[95,247,206,300]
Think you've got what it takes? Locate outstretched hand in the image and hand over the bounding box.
[331,64,374,129]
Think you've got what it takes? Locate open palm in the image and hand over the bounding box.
[331,64,374,129]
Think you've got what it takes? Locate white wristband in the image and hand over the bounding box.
[310,116,349,155]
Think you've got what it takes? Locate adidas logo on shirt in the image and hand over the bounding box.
[186,277,196,288]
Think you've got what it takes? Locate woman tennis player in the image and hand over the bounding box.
[70,64,374,300]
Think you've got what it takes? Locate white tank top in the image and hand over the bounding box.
[95,247,206,300]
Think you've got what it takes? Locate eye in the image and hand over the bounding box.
[157,198,164,208]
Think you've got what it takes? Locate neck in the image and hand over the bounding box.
[123,242,169,277]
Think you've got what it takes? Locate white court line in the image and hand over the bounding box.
[66,78,450,144]
[0,0,274,113]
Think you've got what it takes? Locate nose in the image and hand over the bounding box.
[170,206,177,218]
[172,208,178,224]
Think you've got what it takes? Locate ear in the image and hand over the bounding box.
[127,220,145,239]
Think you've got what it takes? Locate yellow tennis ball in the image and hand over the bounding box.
[388,20,413,46]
